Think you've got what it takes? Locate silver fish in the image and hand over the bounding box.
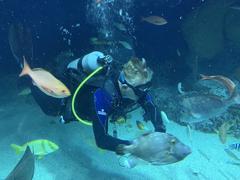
[6,146,35,180]
[121,132,191,168]
[179,75,240,123]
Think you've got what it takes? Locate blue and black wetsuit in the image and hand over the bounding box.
[67,68,166,152]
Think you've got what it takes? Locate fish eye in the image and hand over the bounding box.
[122,84,129,89]
[180,109,185,113]
[62,90,66,93]
[171,139,176,144]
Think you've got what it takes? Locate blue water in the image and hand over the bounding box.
[0,0,199,76]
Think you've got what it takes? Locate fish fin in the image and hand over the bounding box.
[118,155,138,168]
[140,132,152,137]
[191,112,201,119]
[214,128,219,134]
[32,68,47,71]
[199,74,207,80]
[11,144,23,155]
[37,155,44,160]
[19,56,31,77]
[32,80,37,86]
[161,111,170,123]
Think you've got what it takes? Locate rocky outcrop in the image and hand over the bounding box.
[182,0,236,60]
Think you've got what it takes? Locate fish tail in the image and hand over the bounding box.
[11,144,23,154]
[19,56,31,77]
[118,155,138,168]
[199,74,208,80]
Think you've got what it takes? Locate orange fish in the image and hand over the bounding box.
[19,57,71,98]
[200,74,236,97]
[142,16,167,26]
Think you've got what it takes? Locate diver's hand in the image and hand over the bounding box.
[155,124,166,133]
[59,115,76,124]
[116,144,127,155]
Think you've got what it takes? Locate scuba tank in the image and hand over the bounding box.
[67,51,113,74]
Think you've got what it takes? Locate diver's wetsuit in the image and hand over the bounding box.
[31,65,166,153]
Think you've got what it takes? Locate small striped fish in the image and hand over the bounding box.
[229,143,240,151]
[11,139,59,159]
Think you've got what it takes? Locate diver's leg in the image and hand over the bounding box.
[59,98,77,124]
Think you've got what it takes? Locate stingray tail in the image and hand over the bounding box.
[8,23,33,69]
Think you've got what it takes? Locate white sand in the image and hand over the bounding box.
[0,76,239,180]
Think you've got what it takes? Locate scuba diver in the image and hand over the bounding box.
[56,51,166,154]
[8,23,165,155]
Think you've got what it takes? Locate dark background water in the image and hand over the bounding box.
[0,0,202,83]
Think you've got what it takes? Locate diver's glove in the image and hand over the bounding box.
[116,144,127,155]
[142,102,166,133]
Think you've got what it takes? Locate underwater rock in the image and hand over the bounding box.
[182,0,231,60]
[154,79,240,138]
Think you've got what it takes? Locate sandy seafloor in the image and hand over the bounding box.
[0,75,240,180]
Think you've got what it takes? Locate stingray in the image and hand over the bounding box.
[5,146,35,180]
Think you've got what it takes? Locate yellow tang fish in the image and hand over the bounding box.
[19,56,71,98]
[11,139,59,159]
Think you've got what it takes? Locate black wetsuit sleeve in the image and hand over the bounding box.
[138,93,166,132]
[92,115,131,152]
[92,88,131,152]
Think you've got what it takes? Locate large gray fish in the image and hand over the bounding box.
[179,75,240,123]
[120,132,191,168]
[5,146,35,180]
